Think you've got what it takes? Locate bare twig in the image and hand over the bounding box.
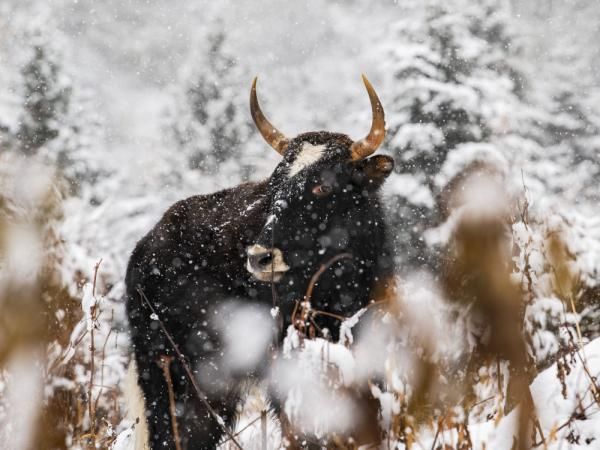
[88,259,102,444]
[519,169,530,231]
[430,417,442,450]
[304,253,352,305]
[497,358,505,419]
[261,409,267,450]
[311,310,347,322]
[157,355,182,450]
[551,264,600,406]
[92,258,103,297]
[289,253,352,340]
[219,407,275,446]
[94,309,114,413]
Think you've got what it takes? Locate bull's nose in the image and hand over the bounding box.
[246,245,290,281]
[248,250,274,271]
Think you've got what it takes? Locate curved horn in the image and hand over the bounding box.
[250,77,289,155]
[350,75,386,161]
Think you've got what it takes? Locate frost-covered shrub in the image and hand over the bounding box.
[377,0,527,271]
[513,212,600,369]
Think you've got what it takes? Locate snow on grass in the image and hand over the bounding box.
[281,329,600,449]
[220,383,281,450]
[409,338,600,450]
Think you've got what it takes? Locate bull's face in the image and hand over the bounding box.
[245,76,393,283]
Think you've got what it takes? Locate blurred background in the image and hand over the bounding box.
[0,0,599,448]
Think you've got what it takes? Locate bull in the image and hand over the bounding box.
[125,75,395,449]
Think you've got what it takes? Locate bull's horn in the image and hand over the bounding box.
[250,77,289,155]
[350,75,386,161]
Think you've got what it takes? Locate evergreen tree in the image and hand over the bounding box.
[523,15,600,204]
[17,37,70,156]
[0,124,14,154]
[47,85,106,190]
[12,22,105,192]
[376,0,600,371]
[171,23,253,180]
[379,0,525,269]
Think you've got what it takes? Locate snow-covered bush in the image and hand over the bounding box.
[378,0,526,270]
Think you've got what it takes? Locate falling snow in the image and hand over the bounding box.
[0,0,599,449]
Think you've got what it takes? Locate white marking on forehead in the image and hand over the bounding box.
[288,142,326,178]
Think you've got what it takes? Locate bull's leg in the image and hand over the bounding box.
[136,354,241,450]
[165,354,240,450]
[157,356,182,450]
[136,357,178,449]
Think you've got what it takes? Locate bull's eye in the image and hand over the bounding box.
[312,184,333,197]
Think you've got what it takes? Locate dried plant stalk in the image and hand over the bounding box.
[157,356,182,450]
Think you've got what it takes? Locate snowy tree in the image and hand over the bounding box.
[525,30,600,203]
[171,21,254,180]
[8,18,106,193]
[17,38,70,156]
[371,0,600,386]
[378,0,526,269]
[0,123,15,154]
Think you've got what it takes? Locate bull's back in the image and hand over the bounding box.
[125,179,270,313]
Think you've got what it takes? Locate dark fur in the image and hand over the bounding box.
[125,131,395,449]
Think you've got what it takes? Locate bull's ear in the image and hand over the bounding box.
[351,155,394,190]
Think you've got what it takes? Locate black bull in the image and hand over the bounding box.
[125,76,396,449]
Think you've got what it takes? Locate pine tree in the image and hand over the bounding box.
[377,0,600,372]
[17,39,70,156]
[379,0,525,269]
[12,23,105,193]
[522,7,600,204]
[171,23,253,180]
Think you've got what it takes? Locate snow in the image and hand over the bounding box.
[409,338,600,450]
[384,172,435,208]
[531,339,600,445]
[279,330,600,449]
[1,352,43,450]
[338,307,366,346]
[434,142,508,189]
[217,302,274,374]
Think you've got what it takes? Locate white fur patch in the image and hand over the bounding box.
[221,381,282,449]
[288,142,326,178]
[119,360,149,450]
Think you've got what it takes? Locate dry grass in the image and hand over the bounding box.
[0,158,123,449]
[0,160,599,450]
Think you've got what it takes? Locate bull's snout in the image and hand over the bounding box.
[246,244,289,282]
[248,250,274,270]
